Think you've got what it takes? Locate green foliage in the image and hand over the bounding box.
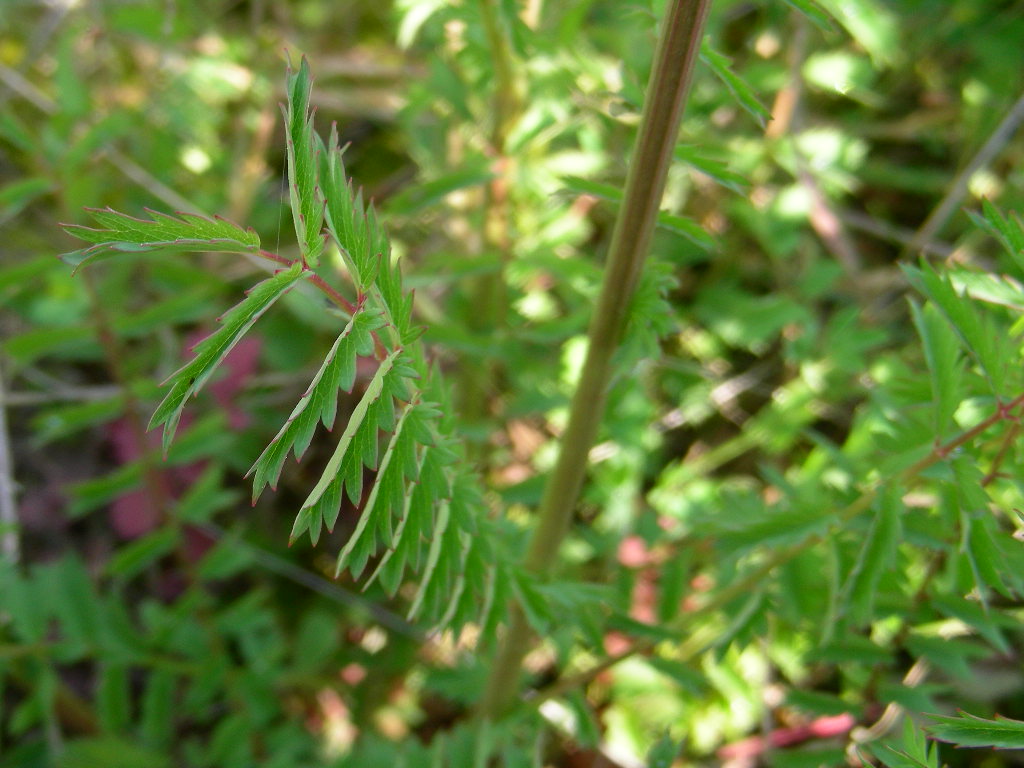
[927,712,1024,750]
[5,0,1024,766]
[149,262,307,454]
[283,57,326,269]
[248,307,385,500]
[59,208,262,271]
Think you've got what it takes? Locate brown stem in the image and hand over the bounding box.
[478,0,714,720]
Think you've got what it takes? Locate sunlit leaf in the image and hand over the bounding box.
[248,306,384,499]
[60,207,260,272]
[149,262,306,454]
[283,55,325,267]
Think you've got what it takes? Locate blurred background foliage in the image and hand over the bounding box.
[2,0,1024,766]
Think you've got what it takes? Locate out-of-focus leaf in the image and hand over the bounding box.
[386,166,494,216]
[97,663,131,734]
[927,712,1024,749]
[817,0,899,67]
[675,145,749,194]
[699,41,771,127]
[905,635,990,680]
[561,175,714,248]
[0,177,52,222]
[782,0,836,31]
[910,299,962,437]
[140,670,176,750]
[969,200,1024,274]
[932,594,1011,654]
[646,734,680,768]
[904,261,1008,395]
[57,737,171,768]
[106,528,180,580]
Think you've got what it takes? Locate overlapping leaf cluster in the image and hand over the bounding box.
[59,57,498,635]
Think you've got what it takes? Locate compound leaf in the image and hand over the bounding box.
[292,349,415,546]
[149,262,306,454]
[60,208,260,272]
[904,261,1008,395]
[248,306,384,499]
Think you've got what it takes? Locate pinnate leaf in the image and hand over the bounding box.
[968,199,1024,274]
[60,207,260,271]
[321,123,384,292]
[248,306,384,499]
[291,349,416,545]
[149,262,306,454]
[927,712,1024,749]
[904,261,1008,395]
[284,55,326,267]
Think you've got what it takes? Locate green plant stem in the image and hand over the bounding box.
[460,0,521,449]
[478,0,713,720]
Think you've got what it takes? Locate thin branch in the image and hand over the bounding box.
[771,13,864,275]
[905,89,1024,257]
[839,209,957,259]
[982,421,1020,486]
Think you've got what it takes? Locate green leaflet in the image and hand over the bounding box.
[321,122,383,292]
[291,348,416,546]
[60,207,261,272]
[408,496,457,620]
[904,261,1009,395]
[320,123,417,343]
[149,262,306,454]
[407,475,496,631]
[367,432,456,595]
[283,56,325,267]
[248,306,385,499]
[969,199,1024,274]
[699,41,771,127]
[335,400,425,577]
[909,299,962,437]
[927,712,1024,749]
[843,486,902,626]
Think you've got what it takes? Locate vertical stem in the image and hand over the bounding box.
[459,0,522,454]
[479,0,714,719]
[0,359,20,563]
